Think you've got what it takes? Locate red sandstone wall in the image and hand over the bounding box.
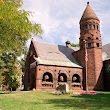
[24,40,37,90]
[74,47,103,91]
[35,65,83,91]
[74,50,86,90]
[87,48,103,90]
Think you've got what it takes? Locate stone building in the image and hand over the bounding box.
[103,43,110,90]
[23,2,110,91]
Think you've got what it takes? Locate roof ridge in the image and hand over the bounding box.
[35,41,60,46]
[103,43,110,47]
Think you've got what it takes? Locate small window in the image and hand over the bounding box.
[96,43,99,47]
[82,26,84,30]
[85,25,88,29]
[89,24,92,29]
[96,37,99,40]
[88,43,91,48]
[88,37,91,40]
[42,72,53,82]
[58,73,67,82]
[72,74,80,83]
[93,25,95,29]
[97,25,99,30]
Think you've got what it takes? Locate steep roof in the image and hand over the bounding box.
[32,40,82,68]
[80,2,99,22]
[102,43,110,61]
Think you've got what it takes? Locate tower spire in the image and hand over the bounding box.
[80,2,99,22]
[78,3,103,91]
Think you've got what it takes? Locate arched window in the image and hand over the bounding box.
[42,72,53,82]
[96,43,99,47]
[97,25,99,30]
[72,74,80,83]
[89,24,92,29]
[58,73,67,82]
[93,25,95,29]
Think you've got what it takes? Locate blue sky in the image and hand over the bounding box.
[23,0,110,46]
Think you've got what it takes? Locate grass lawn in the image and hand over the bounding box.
[0,91,110,110]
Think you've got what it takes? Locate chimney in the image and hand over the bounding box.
[65,41,71,47]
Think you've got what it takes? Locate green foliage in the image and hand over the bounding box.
[0,52,22,90]
[0,0,43,55]
[71,43,79,47]
[0,0,43,89]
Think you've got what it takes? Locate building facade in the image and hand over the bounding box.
[23,2,110,91]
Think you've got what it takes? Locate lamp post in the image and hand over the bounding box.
[83,40,88,91]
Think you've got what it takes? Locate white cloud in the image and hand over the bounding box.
[23,0,110,46]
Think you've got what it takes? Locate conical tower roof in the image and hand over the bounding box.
[80,2,99,22]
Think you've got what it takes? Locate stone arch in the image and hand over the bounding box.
[42,72,53,82]
[71,72,82,81]
[42,69,54,78]
[72,74,81,83]
[89,24,92,29]
[71,73,82,89]
[59,70,69,78]
[58,73,67,82]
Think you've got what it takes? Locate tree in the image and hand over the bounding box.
[0,52,22,90]
[71,43,79,47]
[0,0,43,55]
[0,0,43,90]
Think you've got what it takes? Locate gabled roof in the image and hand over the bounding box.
[32,40,82,68]
[80,2,99,22]
[102,43,110,61]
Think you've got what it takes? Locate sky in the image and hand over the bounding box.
[23,0,110,47]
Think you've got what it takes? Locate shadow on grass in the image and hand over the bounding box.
[47,93,110,110]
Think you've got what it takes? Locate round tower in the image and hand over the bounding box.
[79,2,103,90]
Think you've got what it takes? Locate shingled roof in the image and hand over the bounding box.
[32,40,82,68]
[102,43,110,61]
